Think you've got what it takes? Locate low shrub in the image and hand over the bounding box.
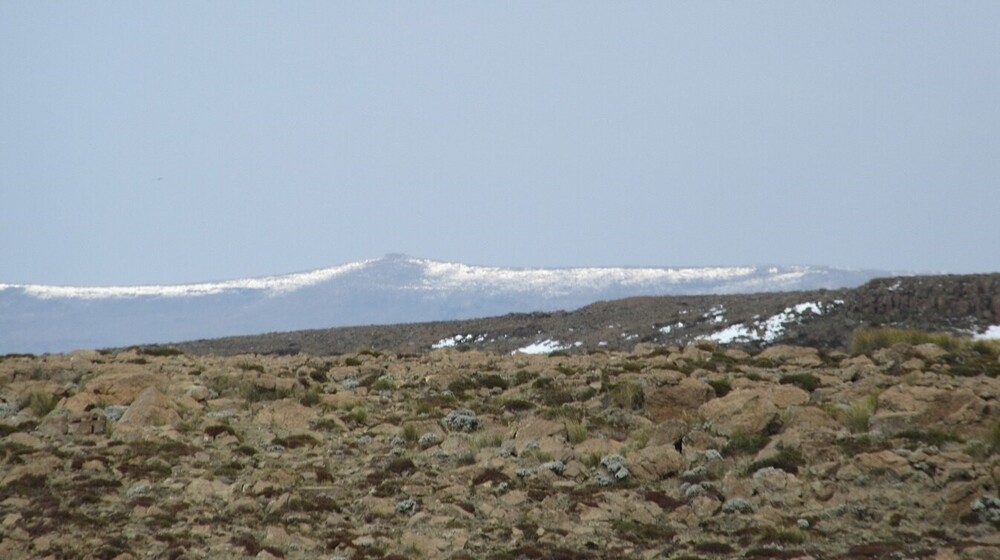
[609,380,644,410]
[476,374,509,390]
[236,361,265,373]
[724,430,770,456]
[779,373,820,393]
[28,391,59,417]
[850,327,963,355]
[749,446,805,474]
[897,429,963,449]
[566,421,589,444]
[706,378,732,398]
[830,393,878,433]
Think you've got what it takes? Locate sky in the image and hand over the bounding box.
[2,2,998,286]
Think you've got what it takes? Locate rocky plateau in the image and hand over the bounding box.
[4,334,1000,558]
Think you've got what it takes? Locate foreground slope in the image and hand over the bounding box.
[2,339,1000,558]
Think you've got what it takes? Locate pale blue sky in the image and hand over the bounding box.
[2,2,998,286]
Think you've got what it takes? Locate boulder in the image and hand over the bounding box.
[855,450,913,479]
[876,385,987,429]
[646,378,715,422]
[758,345,823,367]
[647,419,690,448]
[85,372,161,405]
[117,387,180,429]
[512,418,565,455]
[253,399,316,434]
[698,389,780,437]
[630,445,685,481]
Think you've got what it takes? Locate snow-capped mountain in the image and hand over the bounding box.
[0,254,890,354]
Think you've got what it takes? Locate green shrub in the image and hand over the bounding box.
[972,339,1000,358]
[835,433,890,456]
[136,346,184,357]
[273,434,320,449]
[972,421,1000,457]
[555,364,581,376]
[724,430,770,456]
[476,374,509,390]
[749,446,805,474]
[757,525,806,545]
[609,380,645,410]
[299,388,322,407]
[850,327,962,355]
[514,370,538,385]
[943,352,1000,378]
[628,426,654,450]
[531,376,554,390]
[447,378,478,396]
[240,382,292,403]
[779,373,820,393]
[706,378,732,398]
[566,421,589,444]
[611,519,677,545]
[28,391,58,417]
[502,399,535,413]
[236,361,265,373]
[345,406,368,426]
[831,393,878,433]
[539,389,575,407]
[401,424,419,445]
[897,429,963,449]
[371,378,395,391]
[621,360,645,373]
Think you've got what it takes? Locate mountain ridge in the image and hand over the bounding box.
[0,255,892,354]
[161,272,1000,358]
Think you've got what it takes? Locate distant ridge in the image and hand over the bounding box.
[0,254,892,354]
[173,272,1000,357]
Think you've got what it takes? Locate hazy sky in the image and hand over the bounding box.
[2,2,998,286]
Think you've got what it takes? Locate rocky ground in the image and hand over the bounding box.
[3,338,1000,559]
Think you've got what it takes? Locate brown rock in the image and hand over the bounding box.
[512,418,566,455]
[253,399,316,434]
[758,345,823,367]
[117,387,180,428]
[647,377,715,422]
[85,372,161,405]
[877,385,987,429]
[855,450,913,479]
[698,389,780,437]
[630,444,684,481]
[647,418,690,448]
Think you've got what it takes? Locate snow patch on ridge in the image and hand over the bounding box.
[0,254,858,302]
[432,334,487,349]
[700,301,836,344]
[418,258,758,295]
[0,260,374,300]
[975,326,1000,340]
[513,339,581,355]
